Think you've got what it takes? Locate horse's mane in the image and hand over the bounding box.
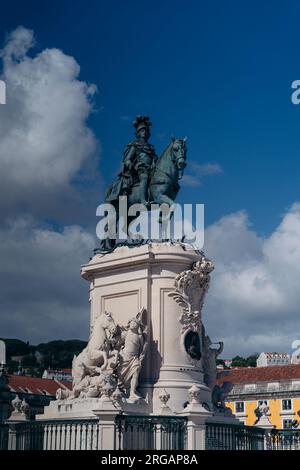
[97,311,110,321]
[156,140,174,164]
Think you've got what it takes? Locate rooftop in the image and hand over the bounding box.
[259,352,290,358]
[217,364,300,384]
[8,374,72,396]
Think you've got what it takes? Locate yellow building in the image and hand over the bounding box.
[217,364,300,429]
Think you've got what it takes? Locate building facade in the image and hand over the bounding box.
[257,352,291,367]
[42,368,72,382]
[218,364,300,429]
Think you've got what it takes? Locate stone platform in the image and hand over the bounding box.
[39,242,222,420]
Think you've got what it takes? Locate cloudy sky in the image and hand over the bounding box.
[1,1,300,357]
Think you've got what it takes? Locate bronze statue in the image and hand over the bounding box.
[106,116,157,206]
[100,116,187,252]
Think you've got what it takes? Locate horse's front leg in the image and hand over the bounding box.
[150,187,173,207]
[100,352,108,371]
[99,204,117,251]
[127,214,145,244]
[150,190,177,230]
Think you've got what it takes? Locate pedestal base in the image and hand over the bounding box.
[80,243,213,414]
[37,397,150,421]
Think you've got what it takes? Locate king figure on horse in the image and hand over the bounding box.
[106,116,157,206]
[100,115,187,252]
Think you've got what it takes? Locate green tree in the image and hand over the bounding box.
[231,356,248,367]
[21,354,37,367]
[7,360,20,373]
[37,340,87,369]
[246,354,259,367]
[1,338,88,371]
[0,338,31,358]
[25,367,43,377]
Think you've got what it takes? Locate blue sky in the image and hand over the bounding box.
[1,1,300,355]
[1,0,300,233]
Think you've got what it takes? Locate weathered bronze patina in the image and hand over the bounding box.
[99,116,187,251]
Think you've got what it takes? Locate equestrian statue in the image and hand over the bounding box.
[99,115,187,251]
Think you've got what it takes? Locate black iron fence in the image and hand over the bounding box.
[2,416,300,451]
[115,414,187,450]
[1,415,187,450]
[266,429,300,450]
[6,419,100,450]
[0,423,8,450]
[205,421,266,450]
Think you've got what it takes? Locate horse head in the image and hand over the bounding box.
[149,136,188,206]
[100,311,117,335]
[171,136,187,176]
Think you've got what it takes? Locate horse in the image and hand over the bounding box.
[71,311,116,396]
[99,137,187,251]
[149,137,187,206]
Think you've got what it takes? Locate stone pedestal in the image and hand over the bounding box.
[80,242,211,414]
[178,386,213,450]
[40,242,218,425]
[182,410,212,450]
[35,241,243,453]
[37,395,149,420]
[254,415,274,430]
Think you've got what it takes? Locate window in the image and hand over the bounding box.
[235,402,244,413]
[283,419,293,429]
[282,399,292,411]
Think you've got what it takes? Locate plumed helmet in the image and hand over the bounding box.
[133,115,152,133]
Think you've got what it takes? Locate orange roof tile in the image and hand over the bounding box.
[217,364,300,384]
[8,375,72,396]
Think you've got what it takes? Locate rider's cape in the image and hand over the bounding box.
[105,175,123,203]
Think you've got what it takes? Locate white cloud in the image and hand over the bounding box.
[182,162,223,188]
[203,204,300,357]
[0,217,95,343]
[0,26,98,218]
[0,27,100,344]
[2,206,300,352]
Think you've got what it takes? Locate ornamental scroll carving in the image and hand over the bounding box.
[168,255,214,334]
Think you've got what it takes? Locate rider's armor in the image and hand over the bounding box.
[122,140,157,198]
[105,116,157,205]
[120,116,157,204]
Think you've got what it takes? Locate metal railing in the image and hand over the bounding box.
[205,422,265,450]
[266,429,300,450]
[10,419,100,450]
[2,416,300,451]
[3,415,187,451]
[115,414,187,450]
[0,423,8,450]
